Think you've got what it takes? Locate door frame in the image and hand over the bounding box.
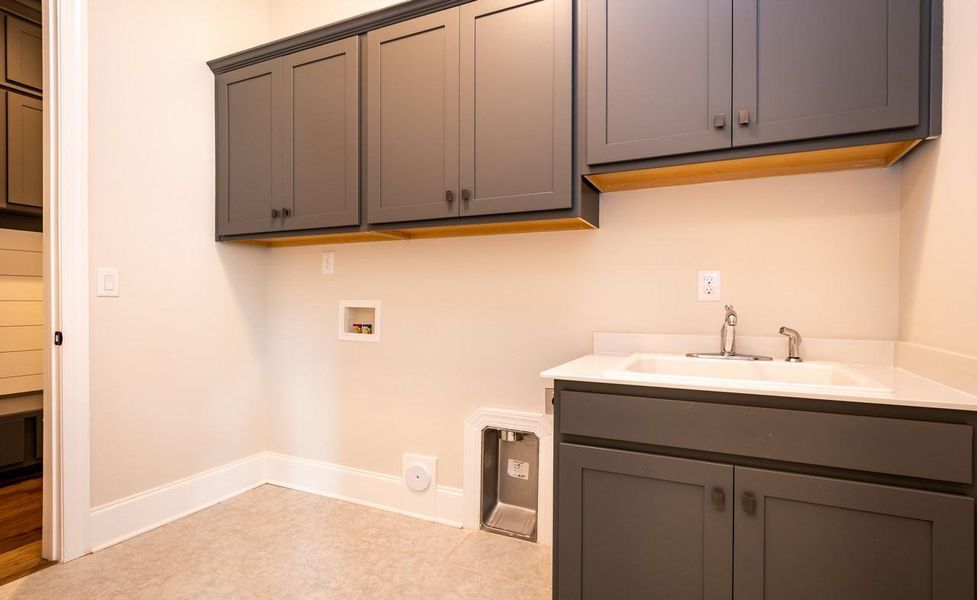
[42,0,91,562]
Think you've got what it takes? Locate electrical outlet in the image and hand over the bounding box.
[697,270,721,302]
[321,251,335,275]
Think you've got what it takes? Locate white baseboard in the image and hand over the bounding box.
[89,453,267,552]
[265,452,464,528]
[88,452,465,553]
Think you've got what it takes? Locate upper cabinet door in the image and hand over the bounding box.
[459,0,571,216]
[6,92,42,211]
[4,16,42,91]
[734,467,974,600]
[558,444,733,600]
[282,38,360,231]
[216,59,283,237]
[367,10,460,225]
[586,0,733,165]
[732,0,921,147]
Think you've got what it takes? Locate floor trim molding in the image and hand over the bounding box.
[89,452,466,552]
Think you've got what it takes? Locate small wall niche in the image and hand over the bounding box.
[339,300,381,342]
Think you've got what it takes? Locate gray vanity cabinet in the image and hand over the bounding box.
[558,443,733,600]
[216,59,283,236]
[734,467,974,600]
[585,0,733,164]
[282,38,360,230]
[366,10,460,225]
[459,0,572,216]
[732,0,922,147]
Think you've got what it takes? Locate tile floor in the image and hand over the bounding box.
[0,485,552,599]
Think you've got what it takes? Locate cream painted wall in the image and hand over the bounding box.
[899,0,977,358]
[264,170,902,488]
[268,0,403,39]
[87,0,272,506]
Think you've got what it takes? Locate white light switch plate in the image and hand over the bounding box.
[97,268,120,297]
[321,251,335,274]
[697,270,721,302]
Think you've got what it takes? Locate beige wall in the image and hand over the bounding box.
[899,0,977,359]
[264,170,902,488]
[268,0,402,39]
[87,0,272,506]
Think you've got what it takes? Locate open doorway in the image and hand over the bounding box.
[0,0,49,585]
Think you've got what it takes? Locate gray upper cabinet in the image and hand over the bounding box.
[558,443,733,600]
[734,467,974,600]
[282,38,360,230]
[586,0,733,164]
[732,0,921,147]
[4,15,41,91]
[459,0,571,216]
[6,91,41,211]
[367,10,460,225]
[216,59,282,237]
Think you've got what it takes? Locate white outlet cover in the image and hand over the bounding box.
[403,453,437,494]
[321,251,335,274]
[697,270,721,302]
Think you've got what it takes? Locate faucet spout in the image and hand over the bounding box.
[721,305,737,356]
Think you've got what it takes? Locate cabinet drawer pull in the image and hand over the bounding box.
[461,189,471,201]
[282,208,291,218]
[738,109,750,125]
[742,491,757,515]
[271,208,280,218]
[713,113,726,128]
[710,486,726,511]
[445,190,454,202]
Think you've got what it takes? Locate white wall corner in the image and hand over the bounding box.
[463,407,554,546]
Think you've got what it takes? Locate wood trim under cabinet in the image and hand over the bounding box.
[585,140,920,193]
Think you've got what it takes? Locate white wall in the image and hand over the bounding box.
[899,0,977,369]
[87,0,272,506]
[265,169,902,488]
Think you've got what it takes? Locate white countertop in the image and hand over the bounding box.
[541,334,977,412]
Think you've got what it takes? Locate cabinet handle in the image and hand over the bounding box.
[282,208,291,218]
[742,491,757,515]
[710,487,726,511]
[445,190,454,202]
[713,113,726,128]
[461,189,471,201]
[738,109,750,125]
[271,208,280,218]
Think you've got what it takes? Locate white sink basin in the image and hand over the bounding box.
[609,353,892,394]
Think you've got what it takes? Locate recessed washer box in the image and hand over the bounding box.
[338,300,381,342]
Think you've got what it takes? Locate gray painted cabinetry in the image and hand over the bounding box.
[554,384,976,599]
[585,0,936,167]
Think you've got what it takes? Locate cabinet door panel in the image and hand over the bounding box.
[732,0,920,146]
[586,0,732,164]
[283,38,359,230]
[367,10,459,224]
[459,0,571,216]
[734,467,974,600]
[7,92,42,211]
[216,59,283,236]
[5,16,42,91]
[558,444,733,599]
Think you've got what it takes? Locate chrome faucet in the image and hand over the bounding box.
[687,304,772,361]
[721,304,737,356]
[779,326,803,362]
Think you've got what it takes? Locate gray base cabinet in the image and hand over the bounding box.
[554,384,976,600]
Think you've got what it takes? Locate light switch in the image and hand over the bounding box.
[97,268,120,297]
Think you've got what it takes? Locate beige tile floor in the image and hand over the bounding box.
[0,485,552,599]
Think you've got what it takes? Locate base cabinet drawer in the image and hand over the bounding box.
[0,419,25,467]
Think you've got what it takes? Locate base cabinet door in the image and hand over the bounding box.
[366,10,460,224]
[216,58,283,236]
[558,444,733,599]
[734,467,975,600]
[282,38,360,230]
[732,0,921,147]
[458,0,572,216]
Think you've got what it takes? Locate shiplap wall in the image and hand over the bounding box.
[0,228,43,395]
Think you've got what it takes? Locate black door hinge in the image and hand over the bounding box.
[54,331,63,346]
